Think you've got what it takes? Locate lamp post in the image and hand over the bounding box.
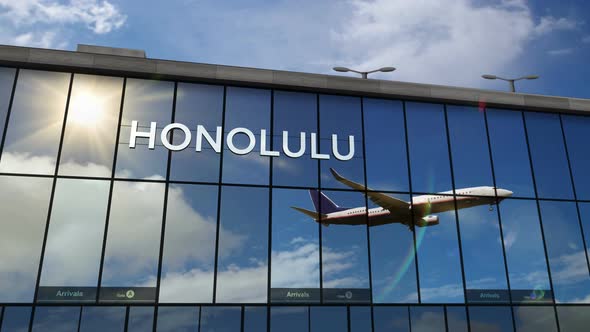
[333,66,396,79]
[481,74,539,93]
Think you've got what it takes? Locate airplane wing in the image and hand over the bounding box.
[329,168,410,213]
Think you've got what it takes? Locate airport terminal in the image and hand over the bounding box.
[0,44,590,331]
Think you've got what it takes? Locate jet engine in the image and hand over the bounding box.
[416,215,439,227]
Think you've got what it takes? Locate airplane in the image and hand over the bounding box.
[292,168,513,231]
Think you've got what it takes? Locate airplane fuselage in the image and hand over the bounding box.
[322,186,512,227]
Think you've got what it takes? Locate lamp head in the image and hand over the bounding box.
[333,67,351,73]
[482,74,497,80]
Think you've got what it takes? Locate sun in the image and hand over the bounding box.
[68,92,105,127]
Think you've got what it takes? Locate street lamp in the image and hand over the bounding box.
[481,74,539,93]
[333,66,396,79]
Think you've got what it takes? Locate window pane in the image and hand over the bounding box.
[561,114,590,200]
[513,306,557,332]
[116,78,173,179]
[0,176,53,302]
[38,179,109,303]
[170,83,223,183]
[350,306,372,332]
[127,307,154,332]
[310,307,347,332]
[321,190,371,303]
[270,307,308,332]
[58,74,123,177]
[468,306,513,332]
[539,201,590,302]
[100,181,165,303]
[363,98,409,192]
[458,203,509,303]
[415,195,464,303]
[79,307,125,332]
[498,199,551,303]
[216,186,268,303]
[0,70,69,174]
[200,307,241,332]
[410,306,445,332]
[447,105,494,190]
[273,91,318,187]
[486,109,535,198]
[446,306,468,332]
[271,188,320,303]
[524,112,573,199]
[556,306,590,332]
[156,306,198,332]
[319,95,364,190]
[406,102,452,193]
[222,87,270,185]
[32,307,79,332]
[244,307,267,332]
[373,307,409,332]
[370,193,418,303]
[159,184,218,303]
[0,67,16,143]
[1,306,32,332]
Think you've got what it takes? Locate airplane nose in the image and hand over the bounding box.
[499,189,513,197]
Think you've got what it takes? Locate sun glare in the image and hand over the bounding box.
[68,92,104,127]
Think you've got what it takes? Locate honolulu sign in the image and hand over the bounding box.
[129,121,356,161]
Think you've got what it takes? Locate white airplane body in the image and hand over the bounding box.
[292,169,513,230]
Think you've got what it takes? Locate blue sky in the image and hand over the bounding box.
[0,0,589,98]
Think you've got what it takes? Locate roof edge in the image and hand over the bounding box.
[0,44,588,114]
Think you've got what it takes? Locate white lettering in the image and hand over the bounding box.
[227,127,256,155]
[332,134,355,161]
[310,133,329,160]
[129,121,156,149]
[196,125,222,153]
[260,129,280,157]
[283,131,306,158]
[161,123,191,151]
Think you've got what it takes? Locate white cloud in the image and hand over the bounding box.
[533,16,579,36]
[328,0,577,85]
[548,48,574,56]
[503,230,517,250]
[0,0,126,48]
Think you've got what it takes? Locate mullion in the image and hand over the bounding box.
[0,68,19,166]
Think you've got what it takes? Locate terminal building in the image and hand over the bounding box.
[1,44,590,331]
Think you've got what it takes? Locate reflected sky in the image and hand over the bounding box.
[373,307,409,332]
[525,112,574,200]
[321,190,370,289]
[222,87,270,185]
[273,90,318,188]
[1,306,32,332]
[40,179,109,287]
[156,306,199,332]
[369,193,418,303]
[101,181,165,287]
[0,67,15,144]
[561,114,590,201]
[0,70,70,175]
[498,199,551,294]
[200,307,241,332]
[486,109,535,198]
[539,201,590,303]
[468,306,514,332]
[271,188,320,289]
[159,184,218,303]
[116,78,173,179]
[0,176,53,302]
[32,306,80,332]
[79,307,125,332]
[170,83,223,183]
[416,198,464,303]
[319,95,364,190]
[513,306,558,332]
[270,307,308,332]
[364,98,408,192]
[216,186,268,303]
[310,306,347,332]
[410,306,445,332]
[406,102,452,194]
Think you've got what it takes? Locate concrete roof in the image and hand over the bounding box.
[1,44,589,114]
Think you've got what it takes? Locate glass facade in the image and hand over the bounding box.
[0,66,589,331]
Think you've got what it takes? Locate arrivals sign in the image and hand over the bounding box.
[128,121,356,161]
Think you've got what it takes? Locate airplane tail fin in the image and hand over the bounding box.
[308,189,348,214]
